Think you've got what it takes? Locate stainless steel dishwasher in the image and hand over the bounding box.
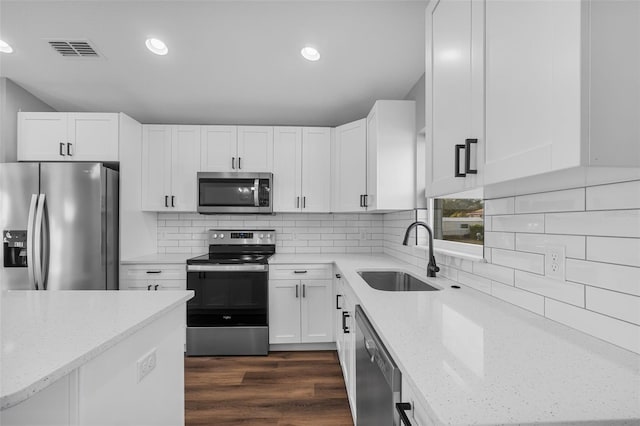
[355,305,402,426]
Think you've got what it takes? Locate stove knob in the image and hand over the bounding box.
[260,234,264,238]
[219,234,225,239]
[212,234,218,239]
[267,234,272,239]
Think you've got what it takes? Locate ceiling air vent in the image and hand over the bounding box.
[48,40,99,57]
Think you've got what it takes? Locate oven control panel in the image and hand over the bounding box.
[208,229,276,245]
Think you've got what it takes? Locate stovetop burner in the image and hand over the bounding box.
[187,253,271,265]
[186,229,276,265]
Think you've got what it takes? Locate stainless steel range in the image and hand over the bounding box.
[185,229,275,356]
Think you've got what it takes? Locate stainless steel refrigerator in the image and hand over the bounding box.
[0,162,118,291]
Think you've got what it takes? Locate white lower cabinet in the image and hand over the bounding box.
[334,270,357,421]
[401,377,435,426]
[269,264,334,344]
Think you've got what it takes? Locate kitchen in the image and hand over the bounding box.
[1,0,639,425]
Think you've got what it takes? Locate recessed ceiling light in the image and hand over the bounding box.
[0,39,13,54]
[145,38,168,56]
[301,46,320,62]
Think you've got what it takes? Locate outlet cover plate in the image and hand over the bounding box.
[137,349,157,383]
[545,245,566,281]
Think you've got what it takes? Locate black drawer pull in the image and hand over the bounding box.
[293,270,307,274]
[342,311,350,334]
[146,270,162,274]
[336,294,343,310]
[396,403,412,426]
[465,138,478,174]
[335,273,341,279]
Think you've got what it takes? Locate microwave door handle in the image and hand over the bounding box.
[253,178,259,207]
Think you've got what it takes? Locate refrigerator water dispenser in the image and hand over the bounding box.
[3,230,28,267]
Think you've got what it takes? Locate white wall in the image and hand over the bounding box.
[384,179,640,355]
[0,78,55,163]
[157,213,384,255]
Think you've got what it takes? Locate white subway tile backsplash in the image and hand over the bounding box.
[492,214,545,233]
[458,271,492,294]
[587,237,640,267]
[484,232,515,250]
[515,234,586,259]
[484,197,515,215]
[586,180,640,211]
[472,262,514,285]
[492,249,545,274]
[566,259,640,296]
[514,270,585,307]
[545,299,640,354]
[546,210,640,237]
[586,287,640,325]
[491,282,545,315]
[515,188,585,214]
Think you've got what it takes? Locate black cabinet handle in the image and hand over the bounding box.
[154,284,159,291]
[302,284,306,298]
[396,403,413,426]
[146,270,161,274]
[295,284,299,298]
[171,195,175,207]
[238,157,242,169]
[359,195,363,207]
[455,144,466,177]
[335,273,341,279]
[164,195,169,207]
[336,294,342,310]
[147,284,152,291]
[293,270,307,274]
[232,157,235,170]
[67,143,73,156]
[296,196,300,208]
[302,196,306,208]
[59,142,66,156]
[465,138,478,174]
[363,194,368,207]
[342,311,350,333]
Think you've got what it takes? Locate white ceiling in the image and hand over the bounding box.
[0,1,426,127]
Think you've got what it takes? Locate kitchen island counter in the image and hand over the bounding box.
[269,253,640,425]
[1,290,193,412]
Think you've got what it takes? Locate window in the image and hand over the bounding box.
[433,198,484,245]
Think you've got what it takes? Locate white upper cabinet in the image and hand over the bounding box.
[425,0,484,197]
[18,112,119,162]
[483,0,640,184]
[273,127,331,213]
[200,126,273,172]
[333,102,415,213]
[200,126,237,172]
[365,100,416,211]
[142,125,201,211]
[237,126,274,172]
[333,119,367,212]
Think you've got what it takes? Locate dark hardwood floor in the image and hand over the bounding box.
[185,351,354,426]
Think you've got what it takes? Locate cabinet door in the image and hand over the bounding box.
[342,289,357,417]
[333,119,367,212]
[141,125,172,211]
[237,126,273,172]
[425,0,483,196]
[17,112,68,161]
[301,128,331,212]
[200,126,237,172]
[67,113,119,161]
[273,127,302,212]
[483,0,580,184]
[269,279,301,344]
[301,279,334,343]
[171,126,200,211]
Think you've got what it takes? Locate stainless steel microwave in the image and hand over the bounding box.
[197,172,273,214]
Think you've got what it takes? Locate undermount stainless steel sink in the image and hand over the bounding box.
[358,270,441,292]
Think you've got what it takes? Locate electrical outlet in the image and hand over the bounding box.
[137,349,157,383]
[545,245,565,281]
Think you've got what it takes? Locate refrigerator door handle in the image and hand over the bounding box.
[34,194,46,290]
[26,194,38,290]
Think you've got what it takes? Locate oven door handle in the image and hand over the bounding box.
[187,264,269,272]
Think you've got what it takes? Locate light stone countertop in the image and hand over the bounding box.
[270,253,640,425]
[120,253,198,264]
[0,290,193,410]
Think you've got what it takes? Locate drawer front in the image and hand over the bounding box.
[120,279,186,291]
[121,264,186,281]
[269,264,332,280]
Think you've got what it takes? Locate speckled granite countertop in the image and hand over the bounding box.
[270,254,640,425]
[0,290,193,410]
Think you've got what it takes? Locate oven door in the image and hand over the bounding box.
[186,264,268,327]
[197,172,272,214]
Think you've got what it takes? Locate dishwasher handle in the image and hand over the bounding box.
[396,403,413,426]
